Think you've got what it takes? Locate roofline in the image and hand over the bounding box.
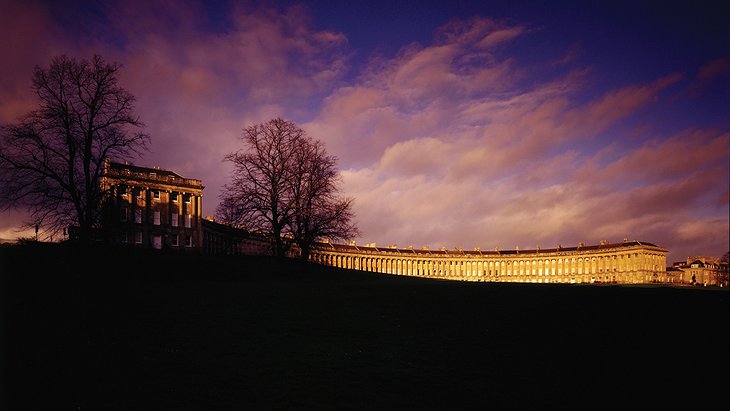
[104,161,204,190]
[313,240,667,256]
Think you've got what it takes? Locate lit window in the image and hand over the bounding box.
[135,209,142,223]
[185,235,192,247]
[185,214,191,228]
[153,211,160,225]
[171,214,178,227]
[171,235,178,246]
[135,231,142,244]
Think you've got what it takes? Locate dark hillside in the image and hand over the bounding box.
[2,244,727,409]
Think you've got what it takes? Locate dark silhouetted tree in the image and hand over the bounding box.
[287,138,358,261]
[217,118,358,258]
[0,55,149,243]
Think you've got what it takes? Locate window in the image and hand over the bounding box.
[153,211,160,225]
[171,192,178,202]
[121,206,128,222]
[135,231,142,244]
[121,231,128,243]
[137,189,144,199]
[153,190,160,200]
[185,234,192,247]
[171,214,178,227]
[184,194,191,204]
[185,214,191,228]
[120,186,128,198]
[171,235,178,246]
[152,234,162,249]
[135,209,142,223]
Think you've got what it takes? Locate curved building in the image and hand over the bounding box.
[310,240,668,284]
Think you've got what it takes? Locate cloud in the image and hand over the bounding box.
[551,44,582,67]
[0,209,35,241]
[305,17,532,169]
[687,57,730,97]
[98,1,351,216]
[697,57,730,81]
[310,17,727,262]
[342,127,727,260]
[478,26,527,48]
[0,6,727,261]
[560,73,684,136]
[0,0,76,123]
[595,130,729,185]
[0,0,351,221]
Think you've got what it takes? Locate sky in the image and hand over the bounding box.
[0,0,728,263]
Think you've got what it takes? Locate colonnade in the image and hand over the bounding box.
[310,242,668,284]
[101,161,205,249]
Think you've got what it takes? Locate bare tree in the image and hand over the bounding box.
[217,118,358,258]
[218,118,303,256]
[287,139,358,261]
[0,55,149,243]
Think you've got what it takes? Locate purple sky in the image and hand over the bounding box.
[1,0,728,263]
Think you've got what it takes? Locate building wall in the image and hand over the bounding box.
[310,242,669,284]
[675,258,729,287]
[101,163,204,251]
[201,218,272,256]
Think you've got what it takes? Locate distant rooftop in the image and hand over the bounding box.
[105,161,203,189]
[108,161,182,178]
[317,240,665,256]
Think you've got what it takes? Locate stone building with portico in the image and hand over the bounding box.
[101,161,203,250]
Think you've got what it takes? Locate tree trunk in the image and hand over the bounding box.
[300,245,310,262]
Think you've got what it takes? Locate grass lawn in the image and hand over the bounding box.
[2,243,727,409]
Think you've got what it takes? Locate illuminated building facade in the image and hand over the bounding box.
[310,240,669,284]
[96,163,721,288]
[101,161,204,250]
[672,257,729,287]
